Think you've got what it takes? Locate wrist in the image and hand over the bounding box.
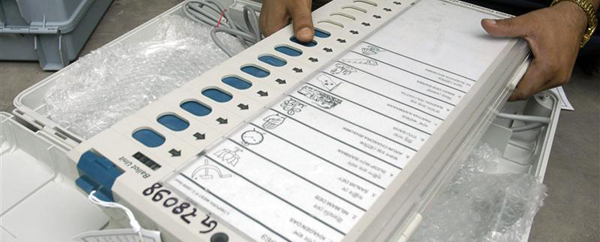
[554,1,589,34]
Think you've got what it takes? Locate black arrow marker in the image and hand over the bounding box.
[238,103,249,110]
[362,22,371,27]
[384,7,392,11]
[257,90,269,97]
[169,149,181,157]
[336,38,346,43]
[308,57,318,62]
[350,30,359,34]
[276,78,287,84]
[193,132,206,140]
[293,67,303,73]
[393,1,401,5]
[373,15,381,19]
[217,117,228,124]
[323,47,333,53]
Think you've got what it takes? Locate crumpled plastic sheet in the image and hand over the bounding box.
[44,15,244,139]
[409,143,547,242]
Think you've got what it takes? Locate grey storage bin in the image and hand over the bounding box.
[0,0,113,70]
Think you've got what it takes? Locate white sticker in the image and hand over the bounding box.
[178,157,344,242]
[323,61,454,119]
[250,111,401,187]
[353,42,475,92]
[338,52,464,105]
[310,73,441,134]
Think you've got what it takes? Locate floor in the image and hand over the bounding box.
[0,0,598,241]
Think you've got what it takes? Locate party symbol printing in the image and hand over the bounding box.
[330,63,356,76]
[214,147,243,167]
[241,129,265,146]
[281,98,305,115]
[192,159,232,180]
[297,86,342,109]
[316,74,341,91]
[342,59,378,66]
[361,45,384,55]
[262,114,286,130]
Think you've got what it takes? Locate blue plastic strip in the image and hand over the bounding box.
[157,114,189,131]
[314,28,331,38]
[222,76,252,90]
[132,129,166,148]
[258,55,287,67]
[202,88,233,103]
[76,151,124,202]
[275,46,303,57]
[290,36,318,47]
[241,65,270,78]
[181,101,212,116]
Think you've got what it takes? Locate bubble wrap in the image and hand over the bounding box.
[409,143,547,242]
[44,15,244,139]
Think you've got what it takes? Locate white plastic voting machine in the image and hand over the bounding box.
[0,0,562,242]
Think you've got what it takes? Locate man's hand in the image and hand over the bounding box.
[482,1,589,101]
[260,0,314,42]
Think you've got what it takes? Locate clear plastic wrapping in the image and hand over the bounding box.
[44,15,244,139]
[409,143,547,242]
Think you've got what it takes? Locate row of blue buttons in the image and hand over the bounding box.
[132,28,333,148]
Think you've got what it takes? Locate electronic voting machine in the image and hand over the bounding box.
[68,0,530,241]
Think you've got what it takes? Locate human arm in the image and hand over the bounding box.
[481,0,599,100]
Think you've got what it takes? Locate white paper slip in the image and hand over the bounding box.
[272,95,417,167]
[250,110,401,188]
[367,0,513,80]
[322,61,454,120]
[177,156,345,242]
[73,229,161,242]
[339,51,465,105]
[352,42,475,93]
[293,83,429,150]
[310,72,442,134]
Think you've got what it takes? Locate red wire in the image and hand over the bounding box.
[216,9,228,28]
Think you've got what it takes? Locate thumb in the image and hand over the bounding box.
[288,0,314,42]
[481,16,528,37]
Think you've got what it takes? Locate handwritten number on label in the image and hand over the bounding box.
[163,197,178,208]
[200,215,218,234]
[142,182,217,233]
[153,189,172,202]
[173,202,191,214]
[181,208,198,224]
[143,183,163,196]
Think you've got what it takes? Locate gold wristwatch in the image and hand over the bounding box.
[551,0,598,47]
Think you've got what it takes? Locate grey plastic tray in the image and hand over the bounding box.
[0,0,113,70]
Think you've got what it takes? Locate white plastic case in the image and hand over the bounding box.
[1,1,561,242]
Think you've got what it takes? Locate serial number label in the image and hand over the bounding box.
[142,182,218,234]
